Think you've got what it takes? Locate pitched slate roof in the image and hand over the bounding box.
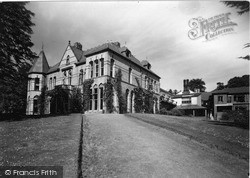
[40,41,160,78]
[212,87,249,94]
[201,92,212,101]
[84,42,160,78]
[29,50,49,74]
[47,62,60,74]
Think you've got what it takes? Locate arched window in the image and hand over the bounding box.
[34,77,40,91]
[145,76,148,89]
[90,61,93,78]
[110,59,114,77]
[68,69,72,85]
[99,84,104,110]
[66,55,70,65]
[33,95,39,114]
[95,60,99,77]
[63,71,67,85]
[100,58,104,76]
[49,77,52,90]
[128,68,132,84]
[53,77,56,89]
[79,69,83,85]
[93,85,98,110]
[89,88,93,110]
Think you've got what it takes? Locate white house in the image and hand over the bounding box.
[171,79,207,116]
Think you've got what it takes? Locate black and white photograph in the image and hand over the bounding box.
[0,1,249,177]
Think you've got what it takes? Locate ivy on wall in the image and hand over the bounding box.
[82,79,94,112]
[47,85,70,114]
[134,86,155,114]
[114,68,126,114]
[134,87,144,113]
[38,86,47,116]
[71,87,83,113]
[104,78,114,113]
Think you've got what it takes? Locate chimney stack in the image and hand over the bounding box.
[74,42,82,50]
[183,79,189,93]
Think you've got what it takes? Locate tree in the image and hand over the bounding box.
[0,63,31,114]
[0,2,36,85]
[0,2,36,114]
[187,78,206,92]
[222,1,249,15]
[222,1,249,61]
[227,75,249,88]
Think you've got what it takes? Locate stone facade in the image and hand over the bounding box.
[26,41,161,115]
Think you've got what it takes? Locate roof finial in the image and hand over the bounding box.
[68,40,71,45]
[42,42,44,51]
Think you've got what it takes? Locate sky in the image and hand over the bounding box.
[27,1,249,92]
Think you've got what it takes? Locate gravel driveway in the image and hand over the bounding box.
[82,114,248,177]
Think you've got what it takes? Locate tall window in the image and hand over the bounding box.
[79,69,83,85]
[49,77,52,90]
[33,96,39,114]
[110,59,114,77]
[145,76,148,89]
[95,60,99,77]
[90,62,93,78]
[66,55,70,65]
[234,95,245,102]
[128,68,132,84]
[53,77,56,89]
[63,71,67,85]
[100,87,104,110]
[94,87,98,110]
[218,96,223,102]
[100,58,104,76]
[68,69,72,85]
[90,89,92,110]
[34,78,40,91]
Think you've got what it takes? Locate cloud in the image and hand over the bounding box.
[27,1,249,92]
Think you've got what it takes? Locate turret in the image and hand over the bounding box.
[26,49,49,115]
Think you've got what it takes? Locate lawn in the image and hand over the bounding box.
[126,113,249,162]
[0,114,82,178]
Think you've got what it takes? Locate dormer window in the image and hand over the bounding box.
[66,55,70,65]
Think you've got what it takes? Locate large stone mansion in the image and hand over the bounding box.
[26,41,161,115]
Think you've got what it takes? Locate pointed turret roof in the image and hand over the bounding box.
[28,50,50,74]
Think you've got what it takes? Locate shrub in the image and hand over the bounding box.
[160,108,168,115]
[171,109,184,116]
[221,112,230,121]
[222,110,249,128]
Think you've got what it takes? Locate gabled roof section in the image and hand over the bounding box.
[29,50,49,74]
[212,87,249,94]
[201,92,212,101]
[70,45,85,62]
[47,62,60,74]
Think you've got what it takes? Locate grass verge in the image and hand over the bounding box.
[0,114,82,178]
[126,113,249,162]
